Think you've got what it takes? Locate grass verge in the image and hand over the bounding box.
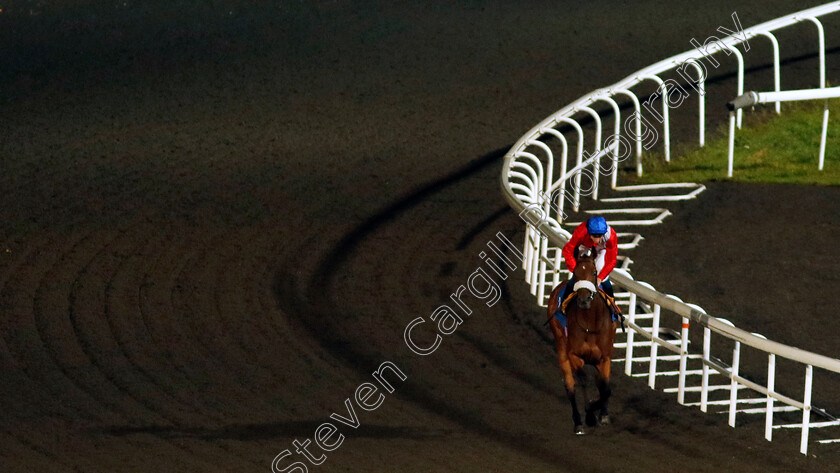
[626,98,840,186]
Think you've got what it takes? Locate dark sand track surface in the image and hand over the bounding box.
[2,1,840,472]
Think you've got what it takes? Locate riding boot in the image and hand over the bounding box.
[600,278,615,300]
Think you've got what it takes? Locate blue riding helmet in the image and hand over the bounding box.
[587,216,608,235]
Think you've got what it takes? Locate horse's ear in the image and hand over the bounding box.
[577,245,590,260]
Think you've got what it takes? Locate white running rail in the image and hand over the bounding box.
[501,2,840,455]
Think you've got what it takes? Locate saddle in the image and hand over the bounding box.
[550,280,625,331]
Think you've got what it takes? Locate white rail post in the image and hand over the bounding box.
[727,111,736,177]
[529,231,541,296]
[648,303,661,389]
[613,89,643,176]
[518,151,553,295]
[678,59,707,147]
[730,46,745,129]
[525,227,537,276]
[522,220,532,271]
[624,292,637,376]
[526,140,555,201]
[537,236,549,304]
[683,304,706,406]
[537,206,550,302]
[707,43,744,127]
[806,17,829,171]
[691,60,707,147]
[552,118,584,212]
[678,316,690,405]
[747,332,774,441]
[525,141,555,304]
[592,96,621,189]
[641,75,671,162]
[540,128,568,222]
[766,350,776,441]
[552,246,562,290]
[514,152,544,282]
[578,106,603,200]
[523,230,533,281]
[806,17,827,90]
[758,31,781,114]
[701,326,711,413]
[819,100,829,170]
[801,365,814,455]
[729,339,742,427]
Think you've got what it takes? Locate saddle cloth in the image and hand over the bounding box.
[553,284,622,329]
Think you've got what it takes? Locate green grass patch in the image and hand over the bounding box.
[626,98,840,186]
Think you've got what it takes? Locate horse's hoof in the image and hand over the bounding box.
[574,426,585,436]
[599,414,611,425]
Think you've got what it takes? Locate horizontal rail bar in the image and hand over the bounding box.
[776,420,840,429]
[728,86,840,110]
[600,186,705,203]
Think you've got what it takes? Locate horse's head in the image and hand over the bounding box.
[573,246,599,309]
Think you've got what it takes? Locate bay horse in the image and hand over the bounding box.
[546,245,617,435]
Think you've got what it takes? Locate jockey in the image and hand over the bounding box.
[559,216,618,310]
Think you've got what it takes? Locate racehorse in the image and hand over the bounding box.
[546,245,617,435]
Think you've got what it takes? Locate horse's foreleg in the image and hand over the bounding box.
[550,318,584,434]
[560,357,584,434]
[593,358,613,425]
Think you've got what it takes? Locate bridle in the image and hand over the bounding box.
[573,262,599,305]
[573,278,596,305]
[572,262,600,333]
